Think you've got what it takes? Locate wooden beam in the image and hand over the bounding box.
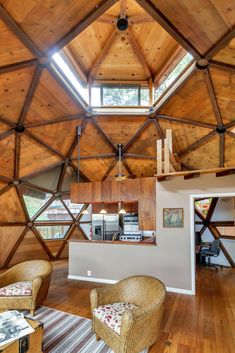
[164,137,170,173]
[149,77,154,106]
[61,47,88,83]
[102,158,118,181]
[157,114,216,129]
[127,28,152,78]
[0,183,13,197]
[157,139,162,175]
[18,65,42,125]
[15,184,30,222]
[209,61,235,74]
[91,118,118,152]
[21,181,53,195]
[205,69,223,126]
[123,153,156,160]
[0,115,16,128]
[0,5,42,58]
[49,0,118,54]
[69,161,90,182]
[210,221,234,226]
[135,0,201,59]
[0,59,37,75]
[122,158,135,178]
[184,172,200,180]
[227,130,235,139]
[205,27,235,60]
[31,196,55,222]
[225,120,235,130]
[152,118,164,139]
[60,198,76,221]
[216,168,235,177]
[206,197,218,222]
[123,118,150,152]
[208,224,235,267]
[0,129,14,141]
[76,153,116,160]
[88,30,118,80]
[219,133,225,168]
[129,14,155,24]
[31,226,54,260]
[179,130,217,158]
[14,133,20,180]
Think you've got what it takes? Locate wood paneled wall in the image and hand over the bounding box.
[71,177,156,230]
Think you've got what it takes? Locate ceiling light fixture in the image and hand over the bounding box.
[115,144,127,181]
[99,203,107,214]
[82,209,89,215]
[118,201,126,214]
[117,14,128,31]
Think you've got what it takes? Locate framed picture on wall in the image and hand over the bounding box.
[163,208,184,228]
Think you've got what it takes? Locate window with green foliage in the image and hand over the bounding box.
[195,198,212,217]
[91,85,149,106]
[36,225,70,240]
[22,188,52,219]
[155,53,194,102]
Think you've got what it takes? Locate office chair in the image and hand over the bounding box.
[200,239,221,270]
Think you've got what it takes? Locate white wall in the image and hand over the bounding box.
[69,174,235,294]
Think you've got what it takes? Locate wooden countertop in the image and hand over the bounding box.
[69,237,157,246]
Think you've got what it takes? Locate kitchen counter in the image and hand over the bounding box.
[68,237,156,246]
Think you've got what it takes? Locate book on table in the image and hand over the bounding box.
[0,310,34,347]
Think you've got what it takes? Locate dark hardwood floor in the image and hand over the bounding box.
[44,260,235,353]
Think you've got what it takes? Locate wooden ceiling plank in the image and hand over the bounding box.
[135,0,201,59]
[0,5,41,58]
[69,161,90,182]
[78,153,116,160]
[24,130,66,160]
[219,134,225,168]
[18,66,42,125]
[91,118,118,152]
[1,226,28,269]
[0,129,14,142]
[25,114,84,128]
[205,69,223,126]
[0,183,13,197]
[0,116,16,128]
[205,27,235,60]
[179,130,217,158]
[20,161,64,181]
[127,28,152,78]
[157,114,216,129]
[123,118,151,152]
[49,0,118,55]
[129,14,155,24]
[102,158,118,181]
[96,14,116,24]
[88,29,117,80]
[122,158,135,178]
[0,59,37,74]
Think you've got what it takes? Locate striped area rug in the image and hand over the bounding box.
[25,306,149,353]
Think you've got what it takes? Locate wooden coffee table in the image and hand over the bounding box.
[0,317,43,353]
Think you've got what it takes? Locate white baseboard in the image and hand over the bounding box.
[68,275,195,295]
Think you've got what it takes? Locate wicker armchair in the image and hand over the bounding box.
[0,260,52,315]
[90,275,166,353]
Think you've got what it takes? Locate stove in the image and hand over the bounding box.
[119,233,143,242]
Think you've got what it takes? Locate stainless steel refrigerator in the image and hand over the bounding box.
[92,214,119,240]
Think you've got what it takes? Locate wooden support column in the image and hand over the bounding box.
[157,139,162,175]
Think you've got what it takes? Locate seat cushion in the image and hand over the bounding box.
[0,281,32,297]
[94,302,137,335]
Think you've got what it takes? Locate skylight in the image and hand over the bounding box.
[52,53,88,103]
[155,53,194,102]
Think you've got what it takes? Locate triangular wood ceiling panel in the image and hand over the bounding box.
[149,0,233,55]
[44,240,64,258]
[181,135,220,170]
[131,22,183,76]
[73,120,114,158]
[107,161,129,179]
[225,134,235,167]
[78,158,115,181]
[209,67,235,124]
[125,158,157,177]
[28,120,82,156]
[159,120,213,154]
[95,116,147,145]
[19,135,61,178]
[0,0,104,51]
[24,69,83,124]
[159,70,218,125]
[0,181,8,190]
[0,134,15,178]
[213,38,235,66]
[0,187,25,222]
[94,31,147,80]
[0,226,25,267]
[0,18,34,66]
[0,66,36,123]
[128,121,160,155]
[9,230,49,267]
[62,21,114,76]
[0,122,10,134]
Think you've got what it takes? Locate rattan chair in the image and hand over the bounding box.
[90,275,166,353]
[0,260,52,315]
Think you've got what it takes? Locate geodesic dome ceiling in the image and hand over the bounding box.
[0,0,234,267]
